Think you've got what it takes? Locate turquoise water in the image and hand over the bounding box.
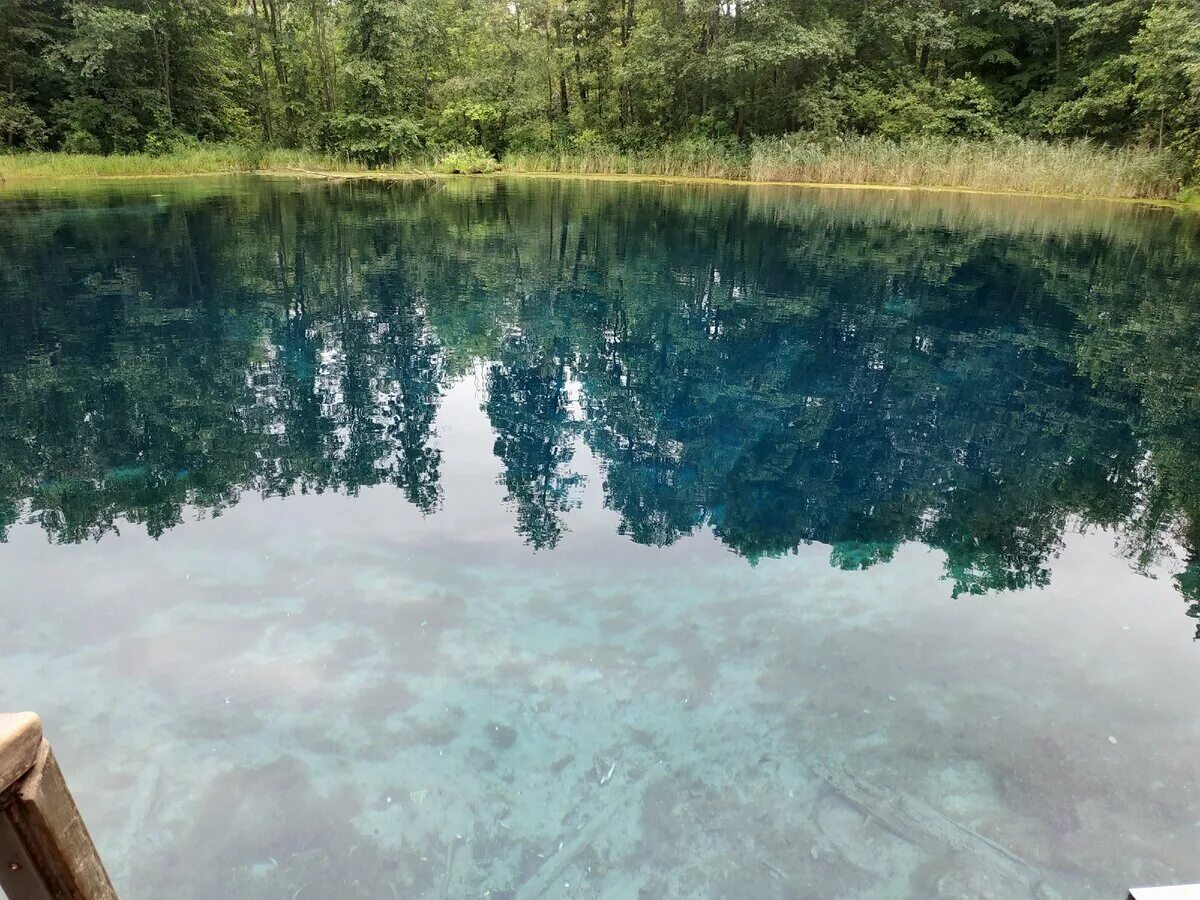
[1,176,1199,898]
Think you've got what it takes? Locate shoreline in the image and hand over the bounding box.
[1,164,1194,211]
[254,166,1200,210]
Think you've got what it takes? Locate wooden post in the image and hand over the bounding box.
[0,713,118,900]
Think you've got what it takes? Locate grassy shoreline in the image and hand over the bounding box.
[0,146,380,179]
[563,174,1198,209]
[505,136,1191,205]
[2,140,1196,209]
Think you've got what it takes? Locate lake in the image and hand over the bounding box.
[1,176,1198,899]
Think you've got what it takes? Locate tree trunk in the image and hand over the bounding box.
[575,48,586,105]
[555,21,569,119]
[310,0,337,115]
[1054,17,1062,79]
[263,0,294,137]
[250,0,274,143]
[144,3,173,123]
[163,31,171,120]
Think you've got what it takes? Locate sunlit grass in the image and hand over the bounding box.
[1,136,1190,201]
[505,142,747,180]
[0,144,267,179]
[0,145,445,181]
[748,135,1185,200]
[506,135,1187,201]
[0,145,389,180]
[258,148,371,173]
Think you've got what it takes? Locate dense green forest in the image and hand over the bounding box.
[2,0,1199,175]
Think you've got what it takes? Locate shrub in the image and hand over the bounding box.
[61,130,102,155]
[0,94,49,150]
[436,146,501,174]
[329,114,425,165]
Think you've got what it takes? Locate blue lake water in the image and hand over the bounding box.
[1,176,1199,898]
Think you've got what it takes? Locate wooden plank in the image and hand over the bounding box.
[0,712,43,793]
[0,811,56,900]
[1,740,118,900]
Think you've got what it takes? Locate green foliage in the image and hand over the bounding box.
[847,76,1001,140]
[435,146,501,174]
[1131,0,1200,155]
[57,1,151,80]
[60,128,101,155]
[0,0,1196,184]
[0,93,48,149]
[329,113,425,164]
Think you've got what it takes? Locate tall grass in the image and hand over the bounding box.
[1,135,1189,201]
[258,148,372,173]
[748,135,1185,200]
[505,141,748,180]
[0,144,267,179]
[0,144,390,180]
[0,144,450,181]
[506,135,1187,201]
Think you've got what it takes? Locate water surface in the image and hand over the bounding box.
[1,177,1199,898]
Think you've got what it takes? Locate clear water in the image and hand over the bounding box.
[1,177,1199,899]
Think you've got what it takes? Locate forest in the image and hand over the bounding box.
[2,0,1199,191]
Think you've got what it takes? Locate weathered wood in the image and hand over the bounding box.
[0,810,56,900]
[1,734,118,900]
[0,712,43,793]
